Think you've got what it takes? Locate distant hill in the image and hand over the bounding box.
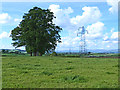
[87,49,118,53]
[56,49,119,53]
[0,49,26,53]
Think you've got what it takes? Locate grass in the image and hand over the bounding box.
[2,56,118,88]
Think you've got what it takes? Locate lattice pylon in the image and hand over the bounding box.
[77,26,88,54]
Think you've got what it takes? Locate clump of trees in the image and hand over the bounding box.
[1,49,9,53]
[10,7,62,56]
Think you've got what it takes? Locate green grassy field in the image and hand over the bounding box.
[2,56,118,88]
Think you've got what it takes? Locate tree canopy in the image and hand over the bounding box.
[10,7,62,56]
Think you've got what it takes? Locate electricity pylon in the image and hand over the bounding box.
[77,26,88,54]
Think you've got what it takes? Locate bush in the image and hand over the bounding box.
[51,52,57,56]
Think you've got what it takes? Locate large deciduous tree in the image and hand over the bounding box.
[10,7,62,56]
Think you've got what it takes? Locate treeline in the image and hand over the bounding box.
[1,49,21,54]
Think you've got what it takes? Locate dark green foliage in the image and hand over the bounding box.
[63,75,88,83]
[88,52,91,55]
[51,52,57,56]
[21,71,28,74]
[34,64,41,66]
[113,64,119,67]
[2,49,5,53]
[2,49,8,53]
[42,71,53,76]
[10,7,62,56]
[106,72,116,74]
[67,61,72,63]
[65,66,74,70]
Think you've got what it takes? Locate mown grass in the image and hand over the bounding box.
[2,56,118,88]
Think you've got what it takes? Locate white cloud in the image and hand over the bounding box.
[86,22,105,39]
[102,41,110,43]
[0,32,10,39]
[112,41,118,43]
[49,4,73,28]
[49,4,73,15]
[87,22,104,34]
[103,36,109,41]
[106,0,119,13]
[57,36,80,50]
[107,45,110,48]
[14,18,22,22]
[0,13,11,24]
[111,32,118,39]
[110,28,114,33]
[0,30,11,39]
[102,28,117,42]
[70,6,101,26]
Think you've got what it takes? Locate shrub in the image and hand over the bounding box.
[51,52,57,56]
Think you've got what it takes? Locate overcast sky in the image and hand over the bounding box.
[0,0,118,51]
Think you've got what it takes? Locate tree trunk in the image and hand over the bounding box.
[30,52,32,56]
[34,52,36,56]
